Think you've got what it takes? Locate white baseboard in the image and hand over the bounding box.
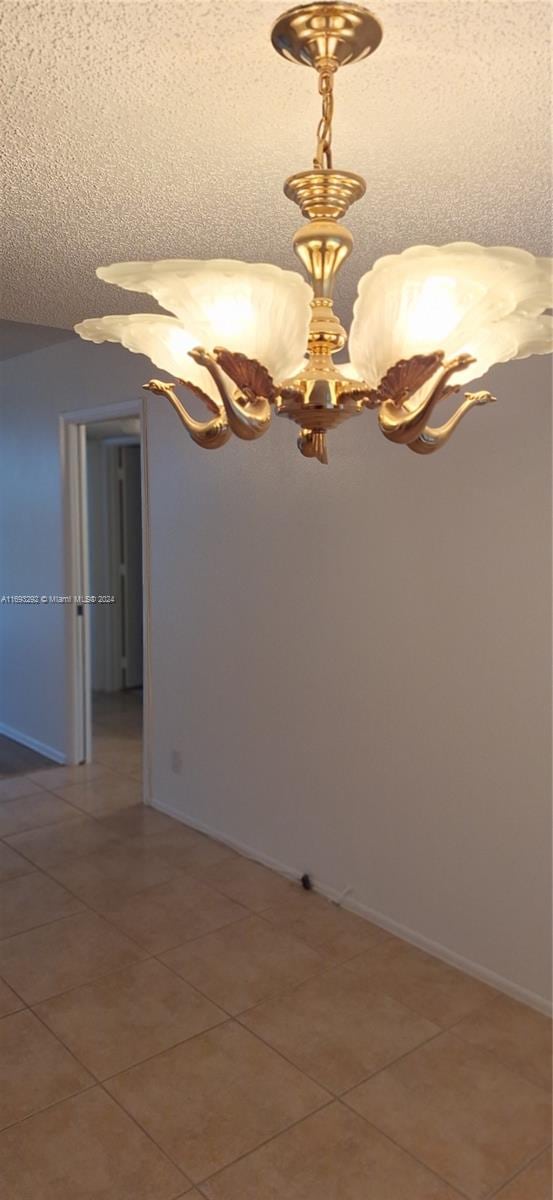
[0,722,66,765]
[152,796,553,1018]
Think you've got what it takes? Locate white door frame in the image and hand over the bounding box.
[60,398,153,805]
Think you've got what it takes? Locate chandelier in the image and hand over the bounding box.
[76,2,552,465]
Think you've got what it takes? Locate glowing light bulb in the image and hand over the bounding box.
[168,326,196,357]
[205,295,255,340]
[406,276,465,344]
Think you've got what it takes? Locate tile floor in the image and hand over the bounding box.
[0,733,53,777]
[0,694,551,1198]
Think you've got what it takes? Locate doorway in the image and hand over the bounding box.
[61,400,151,798]
[87,423,143,767]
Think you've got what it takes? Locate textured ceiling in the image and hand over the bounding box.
[2,0,551,332]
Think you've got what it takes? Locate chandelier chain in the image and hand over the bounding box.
[313,67,334,169]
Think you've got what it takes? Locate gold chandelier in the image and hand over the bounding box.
[76,1,552,465]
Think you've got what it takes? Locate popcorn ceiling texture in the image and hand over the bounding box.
[2,0,551,331]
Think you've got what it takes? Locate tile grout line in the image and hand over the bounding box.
[2,784,109,821]
[486,1141,553,1198]
[89,1011,234,1086]
[0,828,128,871]
[0,1073,99,1136]
[234,999,446,1109]
[339,1079,552,1199]
[1,1064,190,1193]
[21,956,240,1090]
[191,1098,338,1193]
[341,948,501,1026]
[96,1015,233,1087]
[445,1024,553,1097]
[336,1100,476,1199]
[231,954,437,1026]
[255,908,398,967]
[0,837,196,943]
[0,845,159,1002]
[95,902,252,957]
[106,1071,336,1192]
[97,1077,195,1187]
[186,1090,478,1199]
[0,900,88,943]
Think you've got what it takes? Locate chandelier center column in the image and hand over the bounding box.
[273,4,381,358]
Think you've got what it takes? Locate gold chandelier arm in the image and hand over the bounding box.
[213,348,276,403]
[407,390,497,455]
[189,348,273,441]
[378,353,476,445]
[142,378,231,449]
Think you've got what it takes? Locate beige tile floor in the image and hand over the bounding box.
[0,694,551,1198]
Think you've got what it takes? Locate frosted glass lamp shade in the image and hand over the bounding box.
[348,243,553,389]
[75,259,313,386]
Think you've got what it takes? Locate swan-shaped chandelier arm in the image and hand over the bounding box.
[190,348,274,441]
[142,378,231,449]
[408,390,497,455]
[378,353,477,445]
[144,345,276,447]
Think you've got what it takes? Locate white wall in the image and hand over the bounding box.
[0,337,551,1009]
[0,343,139,756]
